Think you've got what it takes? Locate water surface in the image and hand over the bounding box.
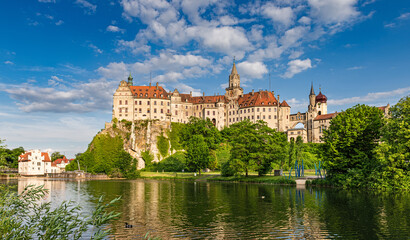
[2,178,409,239]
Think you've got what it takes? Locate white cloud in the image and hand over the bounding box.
[308,0,360,24]
[1,79,116,113]
[55,20,64,26]
[282,58,312,78]
[237,61,268,79]
[48,76,65,87]
[261,3,295,27]
[88,43,103,54]
[4,60,14,65]
[106,25,125,33]
[328,86,410,106]
[397,12,410,20]
[38,0,56,3]
[75,0,97,14]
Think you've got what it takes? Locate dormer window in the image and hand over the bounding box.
[145,93,148,97]
[154,94,157,97]
[140,93,143,97]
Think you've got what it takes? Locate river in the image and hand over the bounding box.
[2,178,409,239]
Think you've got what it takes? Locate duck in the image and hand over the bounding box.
[125,222,133,228]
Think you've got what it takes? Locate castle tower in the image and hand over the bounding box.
[309,82,316,110]
[127,73,133,86]
[315,88,328,115]
[225,59,243,100]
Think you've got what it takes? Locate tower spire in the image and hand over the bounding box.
[310,82,315,95]
[231,57,238,75]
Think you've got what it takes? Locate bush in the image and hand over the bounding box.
[126,170,141,179]
[156,152,186,172]
[0,184,120,239]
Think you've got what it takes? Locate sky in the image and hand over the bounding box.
[0,0,409,157]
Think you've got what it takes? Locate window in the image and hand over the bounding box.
[125,108,128,113]
[207,111,210,115]
[147,101,150,105]
[167,102,170,106]
[274,115,277,119]
[161,101,163,106]
[119,108,122,113]
[37,162,41,166]
[268,115,271,119]
[161,109,163,113]
[252,116,254,119]
[257,108,259,112]
[186,111,188,116]
[139,101,142,105]
[147,109,150,113]
[139,109,142,113]
[119,100,122,105]
[175,110,178,115]
[140,93,143,97]
[125,100,128,105]
[263,108,265,112]
[154,94,157,97]
[248,109,250,113]
[213,111,215,116]
[257,115,260,119]
[269,108,271,112]
[154,108,157,113]
[186,106,188,109]
[263,115,265,119]
[135,100,138,105]
[199,113,201,117]
[154,101,157,105]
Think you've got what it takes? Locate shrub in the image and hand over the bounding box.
[156,152,186,172]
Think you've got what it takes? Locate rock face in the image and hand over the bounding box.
[104,120,171,169]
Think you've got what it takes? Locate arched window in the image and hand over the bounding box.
[140,93,143,97]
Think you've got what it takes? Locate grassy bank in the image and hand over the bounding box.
[139,171,296,185]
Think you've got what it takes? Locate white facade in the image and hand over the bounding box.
[18,150,59,176]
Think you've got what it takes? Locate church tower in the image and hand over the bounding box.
[225,59,243,100]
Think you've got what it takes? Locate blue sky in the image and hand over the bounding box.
[1,0,409,157]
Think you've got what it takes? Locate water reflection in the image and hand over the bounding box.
[1,179,409,239]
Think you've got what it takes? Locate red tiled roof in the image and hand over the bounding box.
[191,95,227,104]
[42,152,51,162]
[280,100,290,107]
[378,106,387,111]
[53,156,73,164]
[19,152,32,162]
[130,86,168,99]
[314,113,337,121]
[238,91,278,108]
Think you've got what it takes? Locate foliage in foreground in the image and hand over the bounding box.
[322,99,410,191]
[0,184,120,239]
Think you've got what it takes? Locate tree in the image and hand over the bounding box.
[185,134,209,175]
[373,96,410,190]
[180,117,222,151]
[288,138,295,170]
[295,136,304,162]
[224,120,288,177]
[51,152,65,161]
[322,104,385,187]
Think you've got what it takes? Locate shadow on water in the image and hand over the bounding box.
[2,178,409,239]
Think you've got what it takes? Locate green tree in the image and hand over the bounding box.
[157,134,170,159]
[373,96,410,190]
[51,152,65,161]
[295,136,303,162]
[180,117,222,151]
[322,104,385,187]
[288,138,295,170]
[185,134,209,175]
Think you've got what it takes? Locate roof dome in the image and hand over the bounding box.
[316,91,327,103]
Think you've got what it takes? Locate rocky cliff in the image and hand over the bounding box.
[103,119,173,169]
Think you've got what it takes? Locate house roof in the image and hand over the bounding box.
[314,113,337,121]
[280,100,290,107]
[18,152,32,162]
[41,152,51,162]
[190,95,227,104]
[238,91,279,108]
[129,86,168,99]
[316,91,327,103]
[53,156,73,164]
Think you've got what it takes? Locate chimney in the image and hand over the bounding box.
[272,90,275,96]
[190,91,192,96]
[252,89,254,95]
[149,82,152,87]
[203,92,205,96]
[156,82,158,89]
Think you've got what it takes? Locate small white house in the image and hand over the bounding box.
[53,156,73,173]
[18,150,59,176]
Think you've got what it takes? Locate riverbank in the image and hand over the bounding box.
[139,171,297,185]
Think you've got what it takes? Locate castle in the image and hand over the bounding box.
[112,61,378,143]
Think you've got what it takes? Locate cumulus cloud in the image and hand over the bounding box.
[4,60,14,65]
[261,3,295,27]
[308,0,360,24]
[38,0,56,3]
[75,0,97,14]
[88,43,103,54]
[1,79,116,113]
[282,58,312,78]
[347,66,364,70]
[237,61,268,79]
